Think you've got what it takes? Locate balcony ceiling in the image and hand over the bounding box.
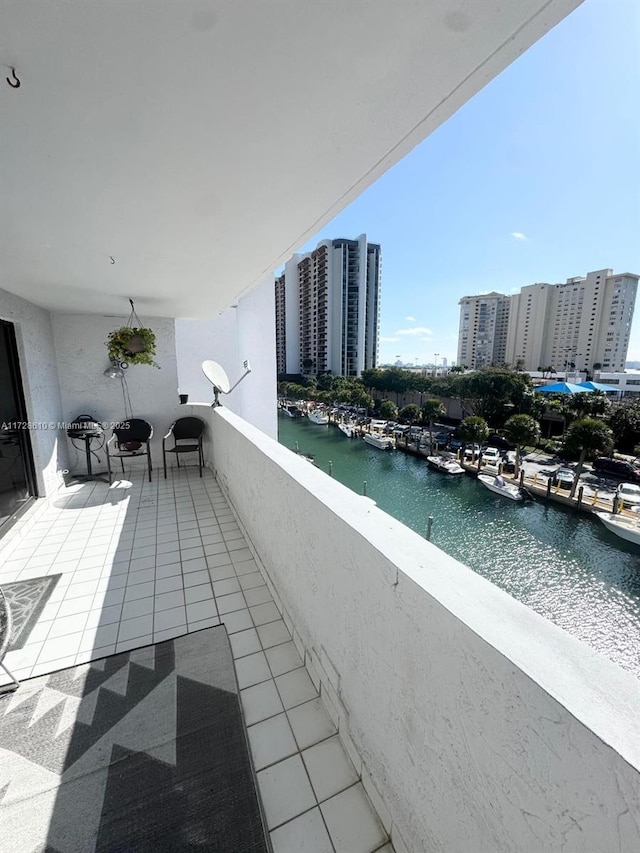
[1,0,581,318]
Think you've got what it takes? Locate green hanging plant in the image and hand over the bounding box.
[106,326,159,367]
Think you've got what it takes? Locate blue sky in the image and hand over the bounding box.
[288,0,640,366]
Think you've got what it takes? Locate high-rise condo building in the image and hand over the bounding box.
[458,269,638,373]
[274,234,381,377]
[457,292,511,369]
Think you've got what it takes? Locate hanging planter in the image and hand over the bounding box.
[106,300,160,368]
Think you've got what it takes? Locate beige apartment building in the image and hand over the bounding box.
[457,292,511,369]
[458,269,638,372]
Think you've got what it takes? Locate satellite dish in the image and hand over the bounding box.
[202,361,231,394]
[201,359,252,406]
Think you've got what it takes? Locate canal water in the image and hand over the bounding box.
[278,414,640,677]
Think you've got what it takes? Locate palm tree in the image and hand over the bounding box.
[421,398,445,452]
[503,414,540,478]
[459,416,489,469]
[562,418,613,498]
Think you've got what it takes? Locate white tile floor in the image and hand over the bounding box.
[0,467,391,853]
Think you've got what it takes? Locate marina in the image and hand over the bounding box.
[279,412,640,676]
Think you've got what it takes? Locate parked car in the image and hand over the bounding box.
[463,444,481,460]
[502,451,517,473]
[592,457,640,482]
[486,433,515,451]
[553,467,575,490]
[616,482,640,506]
[480,447,502,465]
[448,438,462,451]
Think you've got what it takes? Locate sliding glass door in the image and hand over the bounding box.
[0,321,37,532]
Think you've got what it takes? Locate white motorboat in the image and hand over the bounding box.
[595,512,640,546]
[363,432,394,451]
[426,455,465,475]
[338,422,357,438]
[307,410,329,425]
[278,402,302,418]
[477,473,523,501]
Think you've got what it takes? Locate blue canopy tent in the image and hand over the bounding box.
[577,381,621,393]
[536,382,594,395]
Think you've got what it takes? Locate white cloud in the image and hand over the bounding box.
[405,315,416,322]
[511,231,527,240]
[396,327,433,337]
[380,336,400,342]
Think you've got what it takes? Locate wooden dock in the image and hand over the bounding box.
[395,440,630,520]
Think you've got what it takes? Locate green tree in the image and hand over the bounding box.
[562,418,613,497]
[421,398,445,452]
[379,399,398,420]
[503,414,540,477]
[459,416,489,469]
[456,367,534,426]
[449,365,465,374]
[609,400,640,454]
[399,403,421,424]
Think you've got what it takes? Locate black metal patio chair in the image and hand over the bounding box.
[163,417,205,478]
[106,418,153,484]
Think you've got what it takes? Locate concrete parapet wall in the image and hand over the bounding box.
[211,407,640,853]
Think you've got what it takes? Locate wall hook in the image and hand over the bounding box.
[6,68,20,88]
[109,256,115,264]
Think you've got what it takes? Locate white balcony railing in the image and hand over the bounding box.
[207,407,640,852]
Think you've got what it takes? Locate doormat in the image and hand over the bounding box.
[0,625,271,852]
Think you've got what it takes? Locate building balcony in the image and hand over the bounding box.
[1,463,389,852]
[5,403,640,851]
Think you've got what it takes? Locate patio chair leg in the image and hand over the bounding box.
[163,449,167,479]
[148,450,152,482]
[106,451,113,485]
[199,443,203,476]
[120,457,125,475]
[0,661,19,694]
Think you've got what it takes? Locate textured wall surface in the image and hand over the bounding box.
[51,313,190,476]
[210,407,640,853]
[175,276,277,439]
[0,288,67,497]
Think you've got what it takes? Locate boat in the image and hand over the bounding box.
[595,512,640,546]
[307,410,329,425]
[338,422,357,438]
[426,455,465,475]
[278,402,302,418]
[363,432,395,451]
[477,473,524,501]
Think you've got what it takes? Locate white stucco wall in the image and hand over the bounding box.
[0,288,67,497]
[175,276,277,439]
[210,407,640,853]
[51,313,187,476]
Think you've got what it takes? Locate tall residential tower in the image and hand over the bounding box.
[458,269,638,373]
[274,234,381,377]
[457,292,511,369]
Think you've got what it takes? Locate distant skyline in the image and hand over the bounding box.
[278,0,639,367]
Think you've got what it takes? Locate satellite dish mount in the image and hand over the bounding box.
[202,360,252,407]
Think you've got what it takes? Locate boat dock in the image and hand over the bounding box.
[460,460,634,520]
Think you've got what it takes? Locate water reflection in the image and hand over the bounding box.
[279,416,640,676]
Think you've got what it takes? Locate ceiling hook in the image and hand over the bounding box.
[7,67,20,89]
[110,256,115,264]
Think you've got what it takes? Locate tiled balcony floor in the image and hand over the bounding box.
[0,467,391,853]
